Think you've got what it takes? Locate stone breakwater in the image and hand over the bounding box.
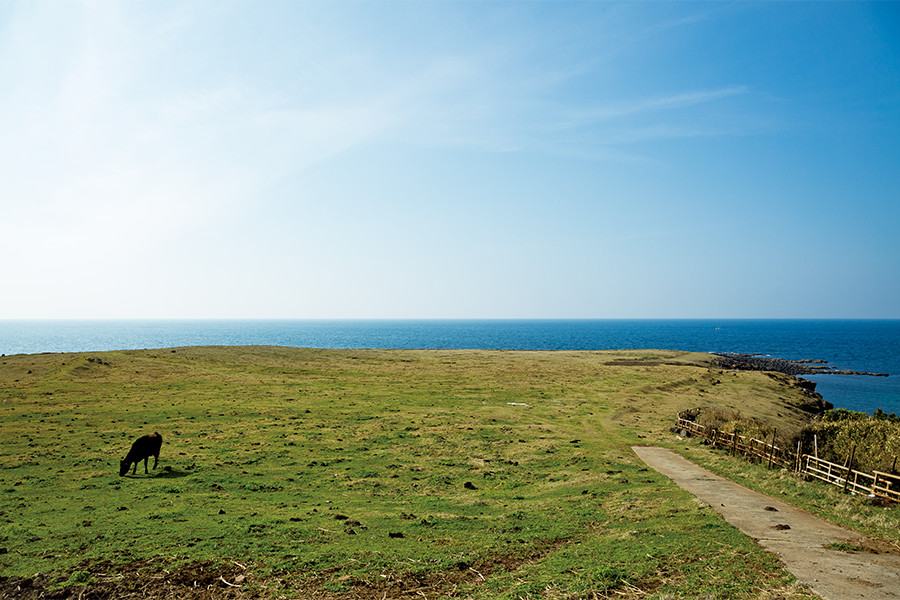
[713,353,889,378]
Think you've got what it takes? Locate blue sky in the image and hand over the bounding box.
[1,1,898,319]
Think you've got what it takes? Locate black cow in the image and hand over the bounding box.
[119,432,163,476]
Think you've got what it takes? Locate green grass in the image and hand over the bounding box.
[0,347,855,598]
[823,542,865,553]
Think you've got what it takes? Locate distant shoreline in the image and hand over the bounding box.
[2,319,897,414]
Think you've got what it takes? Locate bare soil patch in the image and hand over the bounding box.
[0,546,557,599]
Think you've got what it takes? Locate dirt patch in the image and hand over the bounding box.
[0,543,564,600]
[0,560,250,600]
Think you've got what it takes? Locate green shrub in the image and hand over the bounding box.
[822,408,870,422]
[799,415,900,473]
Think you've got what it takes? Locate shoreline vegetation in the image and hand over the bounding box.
[1,346,895,599]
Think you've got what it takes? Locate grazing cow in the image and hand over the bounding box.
[119,432,163,476]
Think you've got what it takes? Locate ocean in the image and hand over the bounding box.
[1,319,897,415]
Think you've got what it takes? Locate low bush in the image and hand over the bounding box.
[799,413,900,473]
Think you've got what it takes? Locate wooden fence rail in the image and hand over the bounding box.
[674,413,900,503]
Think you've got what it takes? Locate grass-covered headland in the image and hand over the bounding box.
[0,347,884,599]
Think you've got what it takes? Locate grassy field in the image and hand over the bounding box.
[0,346,880,599]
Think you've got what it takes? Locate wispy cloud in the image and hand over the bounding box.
[572,86,750,122]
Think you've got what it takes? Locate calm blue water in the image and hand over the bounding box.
[1,319,897,415]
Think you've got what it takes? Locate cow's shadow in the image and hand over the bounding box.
[153,467,191,479]
[122,466,191,479]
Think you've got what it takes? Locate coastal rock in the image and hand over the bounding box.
[714,353,888,378]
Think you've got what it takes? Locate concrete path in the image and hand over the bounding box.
[632,446,900,600]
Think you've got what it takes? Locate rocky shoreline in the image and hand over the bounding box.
[713,353,889,378]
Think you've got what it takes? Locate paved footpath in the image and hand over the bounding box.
[632,446,900,600]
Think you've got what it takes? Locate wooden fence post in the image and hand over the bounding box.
[767,429,777,469]
[814,434,818,459]
[843,445,856,493]
[795,440,801,473]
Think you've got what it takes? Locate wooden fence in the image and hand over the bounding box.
[675,412,900,504]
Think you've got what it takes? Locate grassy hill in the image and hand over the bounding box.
[0,347,860,598]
